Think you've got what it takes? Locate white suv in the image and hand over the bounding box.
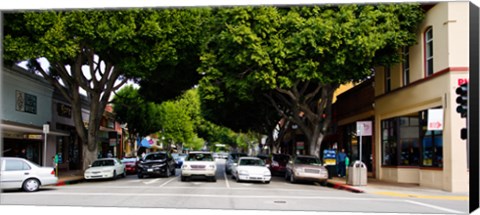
[181,151,217,182]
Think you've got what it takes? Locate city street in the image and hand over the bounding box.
[0,159,468,214]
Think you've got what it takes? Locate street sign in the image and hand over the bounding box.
[427,109,443,131]
[356,121,372,136]
[43,124,50,134]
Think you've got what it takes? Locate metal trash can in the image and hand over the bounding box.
[347,160,367,186]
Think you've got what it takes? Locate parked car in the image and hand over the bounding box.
[0,157,58,192]
[84,158,126,180]
[268,154,290,176]
[137,151,176,178]
[225,152,248,174]
[285,155,329,185]
[181,151,216,182]
[231,157,271,184]
[121,157,138,174]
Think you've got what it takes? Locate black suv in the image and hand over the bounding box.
[137,151,176,178]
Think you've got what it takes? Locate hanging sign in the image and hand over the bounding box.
[427,109,444,131]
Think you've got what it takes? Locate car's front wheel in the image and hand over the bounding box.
[137,172,144,179]
[112,170,117,180]
[23,178,40,192]
[122,169,126,178]
[181,175,188,182]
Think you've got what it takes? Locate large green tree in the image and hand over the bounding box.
[3,8,210,169]
[199,5,424,156]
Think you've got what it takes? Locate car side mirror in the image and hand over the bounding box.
[233,163,238,166]
[266,164,270,168]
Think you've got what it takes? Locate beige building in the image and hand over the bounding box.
[373,2,469,192]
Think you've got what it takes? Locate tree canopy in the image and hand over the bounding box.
[3,8,211,168]
[198,4,425,156]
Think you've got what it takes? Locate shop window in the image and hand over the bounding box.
[420,110,443,167]
[399,117,420,166]
[382,119,397,166]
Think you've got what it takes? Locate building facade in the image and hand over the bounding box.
[373,2,469,192]
[1,66,68,167]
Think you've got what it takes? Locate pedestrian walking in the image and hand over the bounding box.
[336,148,347,177]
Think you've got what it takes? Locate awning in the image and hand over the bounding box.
[1,121,69,136]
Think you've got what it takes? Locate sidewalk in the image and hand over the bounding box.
[326,176,469,201]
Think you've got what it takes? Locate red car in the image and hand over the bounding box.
[267,154,290,176]
[121,157,138,174]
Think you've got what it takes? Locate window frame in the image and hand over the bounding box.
[402,46,410,86]
[384,66,391,93]
[424,27,434,77]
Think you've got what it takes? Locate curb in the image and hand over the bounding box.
[326,180,364,193]
[56,178,84,186]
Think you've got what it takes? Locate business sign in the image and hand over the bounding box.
[16,90,37,114]
[356,121,372,136]
[296,141,304,150]
[427,109,444,131]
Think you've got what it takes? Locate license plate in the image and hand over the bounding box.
[148,169,153,172]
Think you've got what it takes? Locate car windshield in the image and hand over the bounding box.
[239,159,265,166]
[295,157,321,165]
[187,153,213,161]
[91,160,114,167]
[145,153,166,161]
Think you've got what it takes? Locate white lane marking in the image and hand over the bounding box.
[5,192,401,202]
[53,185,332,193]
[159,177,177,187]
[224,172,230,189]
[404,200,464,214]
[143,178,161,185]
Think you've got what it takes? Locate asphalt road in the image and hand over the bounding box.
[0,159,469,214]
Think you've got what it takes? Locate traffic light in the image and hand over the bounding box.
[455,83,468,118]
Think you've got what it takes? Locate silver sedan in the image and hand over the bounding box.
[0,157,58,192]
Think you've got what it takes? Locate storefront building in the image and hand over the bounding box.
[1,65,68,166]
[373,2,469,192]
[332,78,375,177]
[51,88,91,171]
[97,105,123,159]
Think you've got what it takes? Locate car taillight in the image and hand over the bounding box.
[51,169,55,175]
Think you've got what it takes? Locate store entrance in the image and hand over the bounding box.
[3,138,42,165]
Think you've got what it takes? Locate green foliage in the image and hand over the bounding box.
[198,4,424,152]
[112,85,161,137]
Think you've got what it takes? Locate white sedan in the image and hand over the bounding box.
[232,157,271,184]
[0,157,58,192]
[84,158,126,180]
